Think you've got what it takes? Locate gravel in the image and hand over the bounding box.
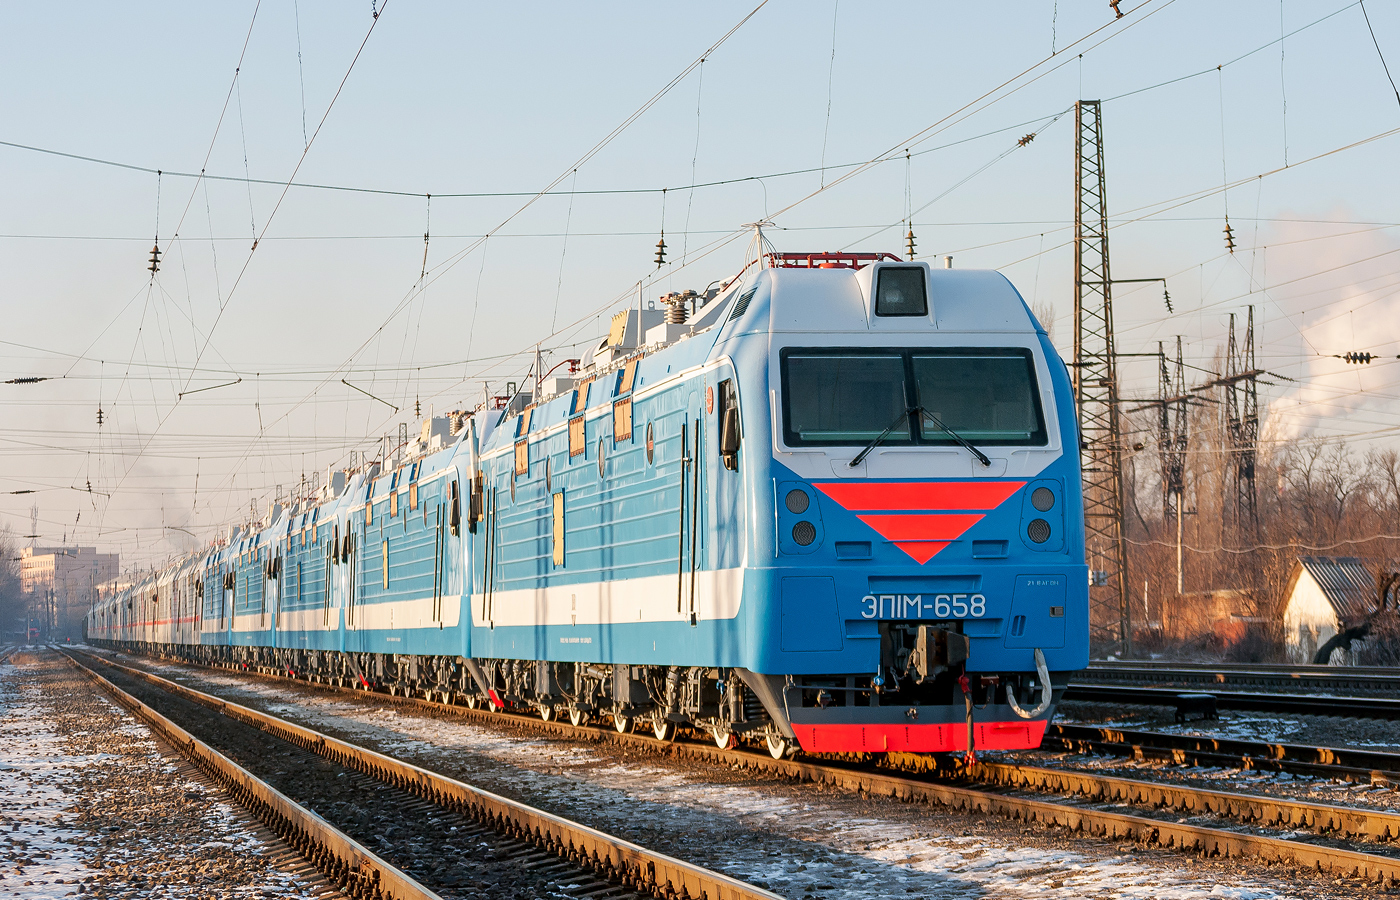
[88,655,624,900]
[0,649,327,900]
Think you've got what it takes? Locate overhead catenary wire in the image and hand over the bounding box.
[0,109,1086,206]
[11,0,1394,556]
[819,0,839,189]
[93,4,393,517]
[1360,0,1400,110]
[202,2,774,507]
[3,0,1201,551]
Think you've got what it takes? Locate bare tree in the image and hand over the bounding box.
[1367,447,1400,529]
[0,527,22,641]
[1121,342,1400,660]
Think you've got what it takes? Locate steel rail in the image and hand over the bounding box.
[968,760,1400,843]
[1078,661,1400,693]
[60,649,440,900]
[97,647,1400,885]
[1089,660,1400,676]
[1047,723,1400,785]
[677,745,1400,885]
[73,649,781,900]
[1064,682,1400,718]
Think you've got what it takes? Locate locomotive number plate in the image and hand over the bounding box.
[860,593,986,619]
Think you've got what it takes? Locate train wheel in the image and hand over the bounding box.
[613,713,633,734]
[652,716,676,742]
[538,704,555,722]
[568,707,586,727]
[712,726,737,750]
[766,734,793,760]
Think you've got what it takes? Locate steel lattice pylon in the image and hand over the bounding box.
[1073,100,1132,653]
[1157,336,1188,521]
[1224,308,1259,533]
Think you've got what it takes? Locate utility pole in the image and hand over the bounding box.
[1073,99,1132,656]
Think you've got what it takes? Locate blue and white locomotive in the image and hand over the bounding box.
[88,250,1088,759]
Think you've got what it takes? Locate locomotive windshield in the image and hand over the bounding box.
[781,347,1046,447]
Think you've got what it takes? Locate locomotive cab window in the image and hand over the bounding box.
[781,352,909,445]
[874,266,927,317]
[781,347,1046,447]
[911,351,1045,444]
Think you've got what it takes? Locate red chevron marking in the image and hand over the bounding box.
[892,541,951,565]
[854,513,983,541]
[815,481,1024,511]
[854,513,983,564]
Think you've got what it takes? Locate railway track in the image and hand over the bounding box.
[1076,660,1400,695]
[63,648,778,900]
[95,647,1400,887]
[1063,682,1400,719]
[1043,723,1400,786]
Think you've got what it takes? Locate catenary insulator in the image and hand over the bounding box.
[660,291,692,325]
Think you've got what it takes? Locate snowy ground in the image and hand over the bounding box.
[119,652,1394,900]
[0,650,326,900]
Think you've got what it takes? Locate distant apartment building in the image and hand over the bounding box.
[19,545,120,639]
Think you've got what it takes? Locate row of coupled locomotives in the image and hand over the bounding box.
[89,252,1090,760]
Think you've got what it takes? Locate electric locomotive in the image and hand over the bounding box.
[87,250,1087,761]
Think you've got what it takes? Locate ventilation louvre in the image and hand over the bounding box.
[728,287,757,322]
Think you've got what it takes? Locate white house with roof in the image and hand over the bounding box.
[1281,557,1376,664]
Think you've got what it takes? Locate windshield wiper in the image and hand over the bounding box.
[919,408,992,467]
[849,408,912,468]
[848,406,993,468]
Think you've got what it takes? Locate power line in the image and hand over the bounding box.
[94,3,394,547]
[1360,0,1400,110]
[1100,2,1361,106]
[200,3,773,508]
[0,111,1064,204]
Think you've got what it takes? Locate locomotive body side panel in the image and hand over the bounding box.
[86,255,1087,758]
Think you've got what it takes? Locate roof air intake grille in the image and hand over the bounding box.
[728,287,757,322]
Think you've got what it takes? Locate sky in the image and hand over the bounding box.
[2,0,1399,572]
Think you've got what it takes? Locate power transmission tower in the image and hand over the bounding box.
[1157,337,1188,521]
[1073,99,1132,655]
[1223,308,1259,533]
